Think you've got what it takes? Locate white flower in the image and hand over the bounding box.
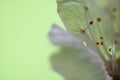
[49,0,120,80]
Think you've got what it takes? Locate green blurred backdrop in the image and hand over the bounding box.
[0,0,63,80]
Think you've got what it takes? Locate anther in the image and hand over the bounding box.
[89,21,93,25]
[97,17,101,22]
[112,8,117,12]
[100,41,104,45]
[96,42,99,45]
[100,36,103,39]
[108,48,112,52]
[80,29,86,33]
[84,6,89,10]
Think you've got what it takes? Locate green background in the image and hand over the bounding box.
[0,0,63,80]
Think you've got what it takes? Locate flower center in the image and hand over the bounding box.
[107,58,120,80]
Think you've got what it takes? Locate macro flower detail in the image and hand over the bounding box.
[49,0,120,80]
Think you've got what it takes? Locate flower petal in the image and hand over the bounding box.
[49,24,84,48]
[49,24,111,80]
[49,24,101,54]
[56,0,120,47]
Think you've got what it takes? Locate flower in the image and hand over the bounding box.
[49,0,120,80]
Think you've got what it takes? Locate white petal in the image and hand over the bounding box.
[49,24,84,48]
[49,24,110,80]
[51,47,109,80]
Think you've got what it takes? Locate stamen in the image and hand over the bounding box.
[97,17,101,22]
[100,36,103,40]
[114,40,119,57]
[96,42,99,45]
[96,17,102,36]
[100,41,104,45]
[81,20,95,41]
[108,48,112,52]
[84,20,94,31]
[89,20,94,25]
[100,40,112,61]
[83,5,96,42]
[84,6,89,11]
[87,21,96,42]
[111,7,118,31]
[111,41,119,72]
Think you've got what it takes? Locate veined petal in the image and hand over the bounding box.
[56,0,120,48]
[49,24,101,54]
[49,24,111,80]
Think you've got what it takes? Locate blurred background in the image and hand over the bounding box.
[0,0,63,80]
